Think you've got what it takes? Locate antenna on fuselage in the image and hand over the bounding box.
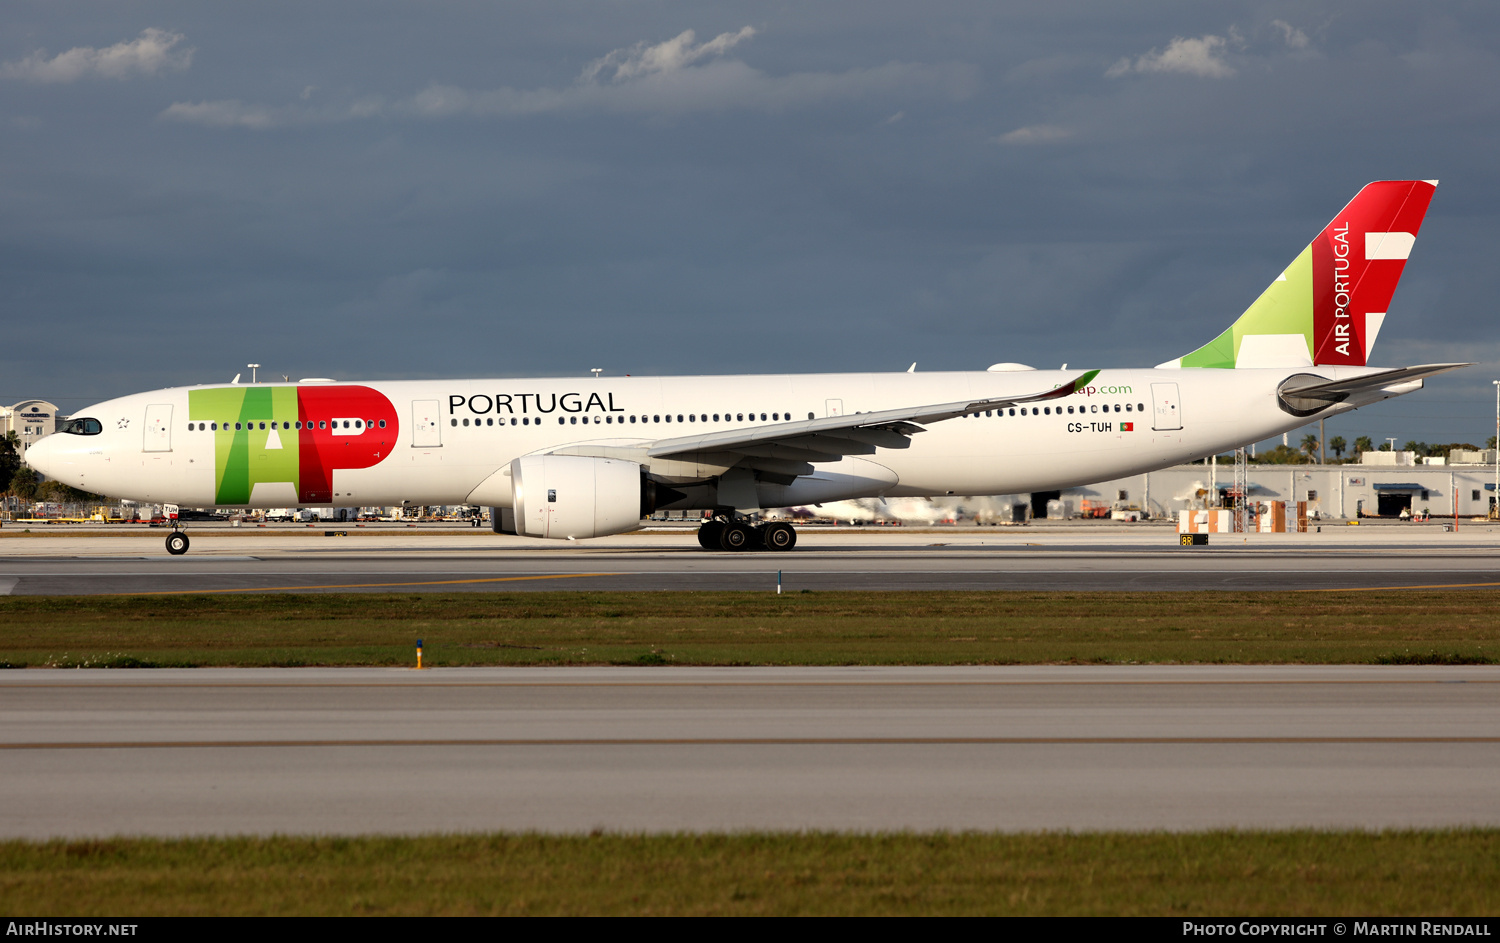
[231,373,241,384]
[907,363,916,373]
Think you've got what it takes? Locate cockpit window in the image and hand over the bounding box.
[62,418,102,435]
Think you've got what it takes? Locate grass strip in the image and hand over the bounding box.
[1,830,1495,916]
[0,591,1496,668]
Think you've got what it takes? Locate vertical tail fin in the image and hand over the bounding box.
[1162,180,1438,369]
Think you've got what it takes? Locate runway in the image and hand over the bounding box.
[2,665,1496,837]
[3,522,1500,593]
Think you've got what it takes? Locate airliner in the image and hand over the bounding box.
[26,180,1464,555]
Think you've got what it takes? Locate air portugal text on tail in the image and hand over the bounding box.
[1165,180,1438,370]
[25,180,1468,555]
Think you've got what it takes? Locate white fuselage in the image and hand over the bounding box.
[27,366,1366,511]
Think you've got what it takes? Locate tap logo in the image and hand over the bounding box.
[189,385,399,504]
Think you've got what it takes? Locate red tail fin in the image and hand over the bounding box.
[1311,180,1436,366]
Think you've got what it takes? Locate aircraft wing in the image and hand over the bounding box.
[634,369,1101,479]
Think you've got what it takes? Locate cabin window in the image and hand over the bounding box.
[380,420,388,428]
[463,418,470,426]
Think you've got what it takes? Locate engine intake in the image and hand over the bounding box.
[507,455,680,539]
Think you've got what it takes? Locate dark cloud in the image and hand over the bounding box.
[1,2,1497,446]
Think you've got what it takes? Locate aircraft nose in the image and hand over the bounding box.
[23,433,58,477]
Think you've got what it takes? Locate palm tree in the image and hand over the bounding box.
[1328,436,1347,461]
[1300,433,1320,462]
[1354,435,1374,458]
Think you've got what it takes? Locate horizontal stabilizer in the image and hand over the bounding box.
[1277,363,1470,416]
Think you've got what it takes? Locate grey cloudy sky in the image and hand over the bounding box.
[3,1,1498,449]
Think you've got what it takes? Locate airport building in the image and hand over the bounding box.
[1,400,66,461]
[800,452,1500,525]
[1062,451,1500,521]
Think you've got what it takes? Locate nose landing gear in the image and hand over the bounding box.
[165,529,190,555]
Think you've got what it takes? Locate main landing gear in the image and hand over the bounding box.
[696,517,797,552]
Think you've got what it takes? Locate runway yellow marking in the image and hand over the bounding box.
[107,572,624,595]
[5,736,1499,751]
[1296,580,1500,592]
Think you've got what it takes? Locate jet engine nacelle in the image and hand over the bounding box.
[510,454,655,539]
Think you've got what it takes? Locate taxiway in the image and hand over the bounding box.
[2,522,1499,594]
[2,665,1496,837]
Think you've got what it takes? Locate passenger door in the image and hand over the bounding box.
[411,400,442,447]
[1150,383,1182,431]
[143,404,173,452]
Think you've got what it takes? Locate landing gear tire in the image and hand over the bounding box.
[719,520,756,552]
[761,521,797,552]
[165,532,190,555]
[697,521,725,550]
